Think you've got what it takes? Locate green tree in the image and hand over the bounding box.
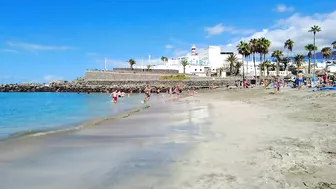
[321,47,332,69]
[305,44,317,74]
[249,38,258,79]
[161,56,168,63]
[294,54,304,70]
[146,64,152,71]
[263,60,271,76]
[308,25,322,72]
[257,37,271,80]
[235,62,242,75]
[226,54,238,75]
[271,50,284,76]
[181,59,189,74]
[284,39,294,70]
[237,41,251,81]
[128,59,136,70]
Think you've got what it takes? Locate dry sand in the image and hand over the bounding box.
[165,88,336,189]
[0,88,336,189]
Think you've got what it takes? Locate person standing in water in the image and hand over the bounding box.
[110,90,118,103]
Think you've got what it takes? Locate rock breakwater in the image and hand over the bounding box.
[0,79,236,93]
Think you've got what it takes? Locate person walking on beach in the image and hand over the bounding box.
[297,71,303,90]
[274,77,280,93]
[243,79,247,88]
[144,86,151,103]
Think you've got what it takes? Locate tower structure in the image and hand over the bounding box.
[191,44,197,56]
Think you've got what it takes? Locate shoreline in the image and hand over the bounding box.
[0,102,151,143]
[0,91,192,143]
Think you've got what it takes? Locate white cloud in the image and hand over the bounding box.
[43,75,64,82]
[273,4,294,13]
[220,10,336,55]
[7,41,74,51]
[1,49,19,53]
[165,44,174,49]
[204,23,255,37]
[205,24,225,36]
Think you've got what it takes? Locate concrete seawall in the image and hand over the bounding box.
[85,71,166,81]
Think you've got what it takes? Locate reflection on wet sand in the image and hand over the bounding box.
[0,98,211,189]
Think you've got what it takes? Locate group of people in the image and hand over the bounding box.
[108,85,198,104]
[109,90,128,103]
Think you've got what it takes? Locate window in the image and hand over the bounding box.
[200,69,202,71]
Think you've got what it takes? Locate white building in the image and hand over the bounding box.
[151,45,243,76]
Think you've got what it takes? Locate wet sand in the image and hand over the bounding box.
[1,89,336,188]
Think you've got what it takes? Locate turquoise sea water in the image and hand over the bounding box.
[0,92,146,137]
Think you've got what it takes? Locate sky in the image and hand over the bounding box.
[1,0,336,83]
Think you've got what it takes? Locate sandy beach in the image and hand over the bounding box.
[1,88,336,189]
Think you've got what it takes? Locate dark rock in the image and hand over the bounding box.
[0,79,236,93]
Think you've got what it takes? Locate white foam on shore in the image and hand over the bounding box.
[30,125,85,137]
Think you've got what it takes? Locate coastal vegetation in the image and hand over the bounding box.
[181,59,189,74]
[146,64,152,71]
[284,39,294,70]
[249,38,258,79]
[128,59,136,70]
[321,47,332,69]
[305,44,317,74]
[271,50,284,76]
[225,54,238,75]
[161,56,168,63]
[294,54,304,70]
[159,74,190,80]
[308,25,322,69]
[234,25,336,79]
[236,41,251,79]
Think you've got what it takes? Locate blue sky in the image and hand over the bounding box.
[1,0,336,83]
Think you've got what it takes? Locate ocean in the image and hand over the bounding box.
[0,92,146,137]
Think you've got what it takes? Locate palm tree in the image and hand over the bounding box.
[146,64,151,71]
[128,59,136,70]
[235,62,242,75]
[161,56,168,63]
[284,39,294,70]
[237,41,251,81]
[249,38,258,79]
[271,50,284,76]
[308,25,322,73]
[263,60,271,76]
[305,44,317,74]
[181,59,189,74]
[226,54,238,75]
[258,37,271,80]
[321,47,332,69]
[294,54,304,70]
